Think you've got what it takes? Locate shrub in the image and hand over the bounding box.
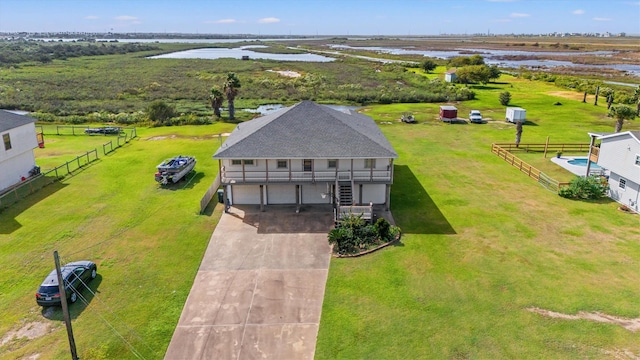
[558,176,609,200]
[328,214,401,255]
[499,91,511,106]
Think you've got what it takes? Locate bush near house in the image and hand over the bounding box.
[328,216,400,255]
[558,175,609,200]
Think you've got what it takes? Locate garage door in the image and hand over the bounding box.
[230,185,261,205]
[301,183,331,204]
[267,184,296,204]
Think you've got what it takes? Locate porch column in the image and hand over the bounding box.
[295,185,300,213]
[385,184,391,211]
[259,185,264,212]
[223,185,229,213]
[585,134,596,177]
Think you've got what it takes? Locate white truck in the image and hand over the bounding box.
[505,107,526,124]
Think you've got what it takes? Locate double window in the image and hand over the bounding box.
[2,133,11,151]
[231,159,255,166]
[635,154,640,166]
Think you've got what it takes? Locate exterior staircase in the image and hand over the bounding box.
[338,182,353,205]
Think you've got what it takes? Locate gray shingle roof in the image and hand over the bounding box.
[213,101,398,159]
[0,110,36,132]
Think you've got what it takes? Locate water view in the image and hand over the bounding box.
[148,45,335,62]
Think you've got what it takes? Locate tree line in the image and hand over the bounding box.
[0,41,160,65]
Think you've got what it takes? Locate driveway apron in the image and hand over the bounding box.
[165,206,333,360]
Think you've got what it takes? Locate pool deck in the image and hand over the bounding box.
[551,156,607,177]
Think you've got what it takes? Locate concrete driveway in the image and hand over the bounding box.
[164,205,333,360]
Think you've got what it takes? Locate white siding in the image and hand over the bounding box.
[0,151,36,191]
[608,172,640,212]
[362,184,386,204]
[266,184,296,204]
[0,123,38,162]
[230,185,261,205]
[598,136,640,182]
[301,183,331,204]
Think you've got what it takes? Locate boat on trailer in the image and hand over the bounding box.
[155,155,196,185]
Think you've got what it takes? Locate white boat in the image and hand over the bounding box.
[155,155,196,185]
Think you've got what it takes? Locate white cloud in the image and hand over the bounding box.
[572,9,585,15]
[593,17,612,21]
[115,15,138,21]
[510,12,530,18]
[84,15,99,20]
[206,19,237,24]
[258,17,280,24]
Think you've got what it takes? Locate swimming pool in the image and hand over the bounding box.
[567,158,602,169]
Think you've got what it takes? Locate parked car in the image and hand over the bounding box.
[85,127,121,135]
[469,110,483,123]
[35,260,97,307]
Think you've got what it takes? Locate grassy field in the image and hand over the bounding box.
[0,72,639,359]
[0,123,235,359]
[315,76,640,358]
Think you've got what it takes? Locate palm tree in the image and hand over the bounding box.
[210,87,224,118]
[608,104,636,132]
[223,73,241,120]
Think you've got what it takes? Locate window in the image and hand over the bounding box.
[635,154,640,166]
[328,159,338,169]
[277,160,288,169]
[303,159,312,172]
[364,159,376,169]
[231,159,254,166]
[619,178,626,190]
[2,133,11,151]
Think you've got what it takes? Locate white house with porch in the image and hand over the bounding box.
[588,131,640,211]
[213,101,398,217]
[0,110,39,193]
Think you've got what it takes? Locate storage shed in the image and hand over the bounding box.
[439,106,458,122]
[445,69,457,83]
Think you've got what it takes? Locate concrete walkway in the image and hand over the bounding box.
[164,205,333,360]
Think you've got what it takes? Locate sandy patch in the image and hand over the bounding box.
[527,307,640,332]
[1,321,52,346]
[547,91,587,101]
[267,69,301,78]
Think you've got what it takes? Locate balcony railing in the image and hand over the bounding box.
[220,170,392,184]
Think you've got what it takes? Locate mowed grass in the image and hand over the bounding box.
[316,76,640,358]
[0,123,235,359]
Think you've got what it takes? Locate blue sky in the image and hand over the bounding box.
[1,0,639,35]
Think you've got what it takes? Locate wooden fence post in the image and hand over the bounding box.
[543,136,550,158]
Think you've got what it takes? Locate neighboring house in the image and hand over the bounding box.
[589,131,640,211]
[0,110,39,193]
[445,69,457,83]
[213,101,398,213]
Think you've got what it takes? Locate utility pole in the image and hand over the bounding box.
[54,251,79,360]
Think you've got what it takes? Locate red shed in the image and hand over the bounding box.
[439,105,458,122]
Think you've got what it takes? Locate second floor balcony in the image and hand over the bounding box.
[220,169,393,184]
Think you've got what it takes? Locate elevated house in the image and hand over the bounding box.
[0,110,39,193]
[588,131,640,211]
[213,101,398,219]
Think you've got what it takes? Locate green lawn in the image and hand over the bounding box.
[0,123,235,359]
[315,76,640,359]
[1,73,639,359]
